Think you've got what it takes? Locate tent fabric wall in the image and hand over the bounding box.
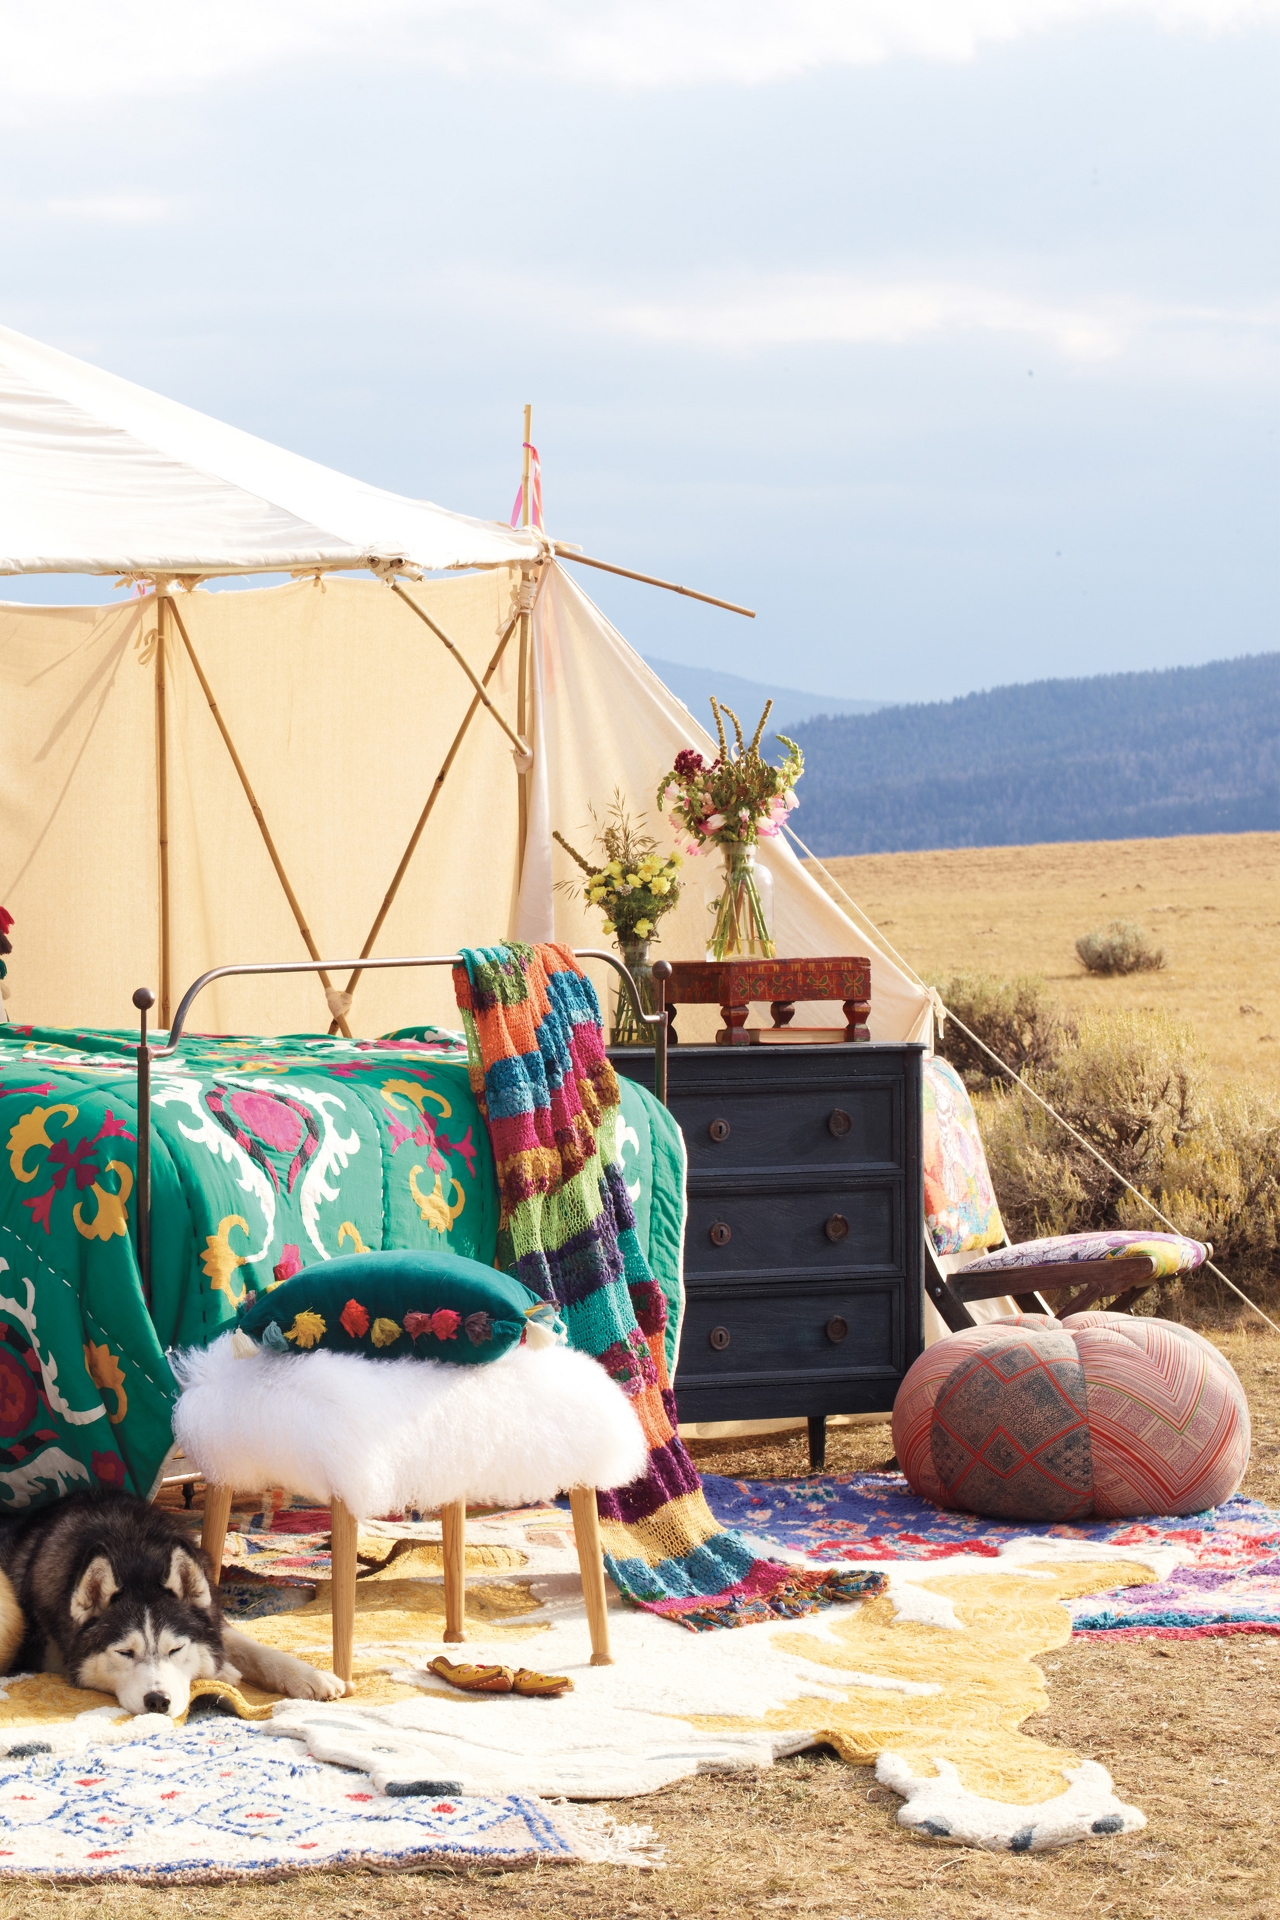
[0,563,931,1046]
[0,572,524,1036]
[517,564,933,1045]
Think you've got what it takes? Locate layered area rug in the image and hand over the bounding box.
[0,1487,1193,1859]
[702,1471,1280,1639]
[0,1718,645,1882]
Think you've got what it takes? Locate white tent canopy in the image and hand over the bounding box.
[0,323,540,578]
[0,323,931,1052]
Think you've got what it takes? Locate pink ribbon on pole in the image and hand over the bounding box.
[509,442,544,530]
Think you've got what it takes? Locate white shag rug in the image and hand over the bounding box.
[876,1753,1147,1851]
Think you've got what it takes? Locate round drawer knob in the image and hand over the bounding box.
[828,1108,852,1139]
[708,1118,731,1143]
[709,1325,731,1351]
[826,1315,849,1343]
[824,1213,850,1242]
[709,1221,732,1247]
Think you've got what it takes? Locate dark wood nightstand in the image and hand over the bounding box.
[612,1041,924,1469]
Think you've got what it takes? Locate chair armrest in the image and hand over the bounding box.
[952,1256,1157,1306]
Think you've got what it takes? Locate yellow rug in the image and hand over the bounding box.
[0,1512,1163,1843]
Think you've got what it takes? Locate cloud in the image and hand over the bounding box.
[606,276,1130,359]
[45,195,172,224]
[0,0,1275,112]
[432,262,1278,373]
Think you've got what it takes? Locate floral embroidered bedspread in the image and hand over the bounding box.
[0,1021,680,1516]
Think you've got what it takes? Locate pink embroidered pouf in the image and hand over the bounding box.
[892,1311,1250,1521]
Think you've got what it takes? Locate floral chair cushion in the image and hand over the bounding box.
[962,1229,1208,1281]
[922,1055,1006,1256]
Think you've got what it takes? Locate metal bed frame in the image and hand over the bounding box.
[131,949,670,1301]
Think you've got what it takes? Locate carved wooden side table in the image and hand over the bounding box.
[664,956,871,1047]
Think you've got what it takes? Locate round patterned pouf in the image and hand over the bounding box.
[891,1311,1250,1521]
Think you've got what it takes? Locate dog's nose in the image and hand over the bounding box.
[143,1690,171,1715]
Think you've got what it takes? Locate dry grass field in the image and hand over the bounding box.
[808,831,1280,1093]
[5,1332,1276,1920]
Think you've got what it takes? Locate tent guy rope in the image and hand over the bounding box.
[784,822,1280,1339]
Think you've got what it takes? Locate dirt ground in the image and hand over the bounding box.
[807,831,1280,1093]
[5,1331,1276,1920]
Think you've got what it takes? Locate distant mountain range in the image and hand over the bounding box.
[781,653,1280,855]
[645,656,883,731]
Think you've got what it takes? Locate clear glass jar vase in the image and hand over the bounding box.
[611,936,657,1046]
[704,846,775,961]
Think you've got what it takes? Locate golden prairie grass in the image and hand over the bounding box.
[808,831,1280,1093]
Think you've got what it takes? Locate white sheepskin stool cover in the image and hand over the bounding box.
[172,1335,649,1518]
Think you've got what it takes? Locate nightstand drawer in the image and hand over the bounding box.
[685,1181,898,1277]
[678,1281,900,1384]
[673,1078,898,1173]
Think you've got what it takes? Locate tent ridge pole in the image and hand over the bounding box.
[389,581,529,757]
[327,612,520,1032]
[165,595,353,1039]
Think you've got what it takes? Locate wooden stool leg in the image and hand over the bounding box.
[200,1484,234,1587]
[329,1495,358,1685]
[441,1499,466,1644]
[568,1485,613,1667]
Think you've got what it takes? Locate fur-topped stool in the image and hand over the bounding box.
[172,1334,648,1684]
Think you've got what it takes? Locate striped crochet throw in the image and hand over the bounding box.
[452,941,880,1630]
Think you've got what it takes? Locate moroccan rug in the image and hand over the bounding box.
[0,1491,1190,1854]
[702,1471,1280,1638]
[0,1717,649,1882]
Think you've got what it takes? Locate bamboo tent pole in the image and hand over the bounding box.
[551,546,755,618]
[390,582,529,758]
[153,587,172,1027]
[165,595,354,1039]
[517,402,533,881]
[326,612,521,1033]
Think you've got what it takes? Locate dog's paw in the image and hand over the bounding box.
[289,1664,352,1701]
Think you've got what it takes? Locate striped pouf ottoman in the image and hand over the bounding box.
[891,1311,1250,1521]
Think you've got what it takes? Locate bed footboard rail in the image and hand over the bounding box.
[131,950,670,1303]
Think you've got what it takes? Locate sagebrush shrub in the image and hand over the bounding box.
[933,971,1070,1090]
[1075,919,1165,975]
[972,1006,1280,1313]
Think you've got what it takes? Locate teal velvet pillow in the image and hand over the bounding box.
[236,1249,555,1365]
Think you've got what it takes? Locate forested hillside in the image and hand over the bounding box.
[785,653,1279,854]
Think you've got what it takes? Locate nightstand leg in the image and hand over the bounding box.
[807,1415,827,1473]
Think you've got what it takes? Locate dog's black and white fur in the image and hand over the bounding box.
[0,1491,349,1716]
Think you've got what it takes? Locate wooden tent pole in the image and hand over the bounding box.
[517,402,533,877]
[552,546,755,618]
[165,595,354,1040]
[153,587,172,1027]
[390,582,529,757]
[326,614,520,1032]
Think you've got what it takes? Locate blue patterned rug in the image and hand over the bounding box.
[0,1719,624,1882]
[702,1470,1280,1638]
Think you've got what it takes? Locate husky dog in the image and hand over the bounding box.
[0,1490,349,1717]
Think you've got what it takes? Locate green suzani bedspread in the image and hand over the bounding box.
[0,1023,684,1514]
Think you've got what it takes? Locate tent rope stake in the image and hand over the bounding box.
[325,611,522,1032]
[390,581,530,760]
[164,594,354,1039]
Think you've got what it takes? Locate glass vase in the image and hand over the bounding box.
[612,936,656,1046]
[704,846,775,961]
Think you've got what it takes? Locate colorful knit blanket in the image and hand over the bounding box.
[452,941,875,1630]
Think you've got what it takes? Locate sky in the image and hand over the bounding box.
[0,0,1276,704]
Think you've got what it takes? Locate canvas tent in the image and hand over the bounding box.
[0,322,933,1051]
